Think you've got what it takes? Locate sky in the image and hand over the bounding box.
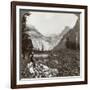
[26,11,78,36]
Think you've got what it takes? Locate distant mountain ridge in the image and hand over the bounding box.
[25,25,70,51]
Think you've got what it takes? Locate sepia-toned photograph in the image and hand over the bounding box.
[11,1,87,89]
[20,9,80,79]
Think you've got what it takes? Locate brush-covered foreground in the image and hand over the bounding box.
[20,49,80,79]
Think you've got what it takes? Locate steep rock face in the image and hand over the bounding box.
[66,19,80,49]
[53,18,80,50]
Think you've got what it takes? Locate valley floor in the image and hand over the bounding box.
[20,49,80,79]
